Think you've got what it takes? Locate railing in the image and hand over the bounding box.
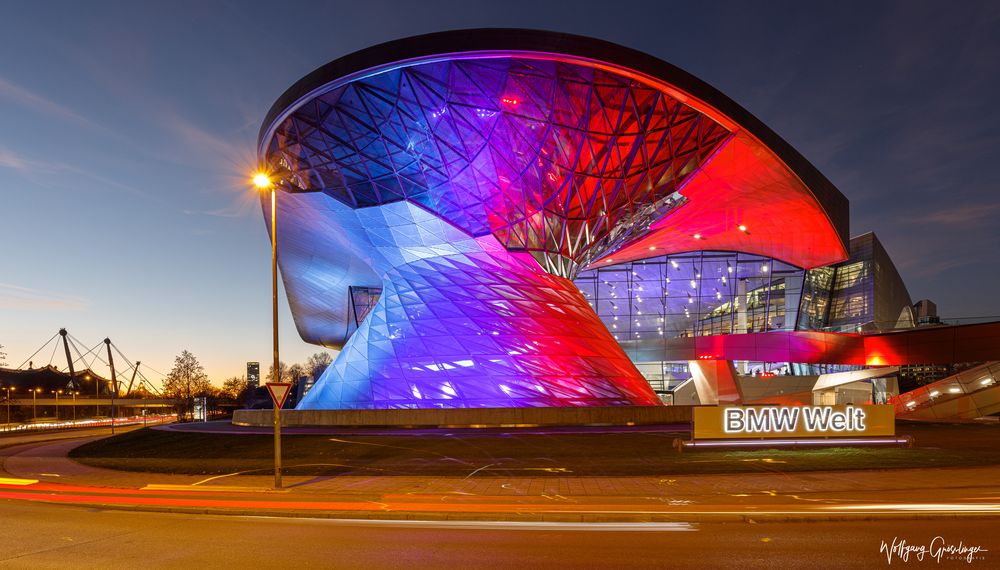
[890,362,1000,415]
[0,414,177,434]
[818,316,1000,335]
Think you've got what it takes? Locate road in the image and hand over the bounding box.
[3,425,1000,520]
[0,428,997,568]
[0,500,993,569]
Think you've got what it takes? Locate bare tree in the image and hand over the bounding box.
[306,352,333,380]
[266,361,288,383]
[287,363,306,382]
[163,350,211,420]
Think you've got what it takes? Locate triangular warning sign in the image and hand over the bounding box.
[266,382,293,409]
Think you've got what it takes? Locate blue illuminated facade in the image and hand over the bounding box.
[257,30,850,410]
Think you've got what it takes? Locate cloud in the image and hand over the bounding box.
[908,203,1000,226]
[0,283,90,311]
[52,44,258,171]
[182,191,260,218]
[162,111,255,167]
[0,146,163,203]
[183,206,246,218]
[0,76,96,127]
[0,75,165,157]
[0,148,33,170]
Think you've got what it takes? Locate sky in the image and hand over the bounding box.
[1,0,998,385]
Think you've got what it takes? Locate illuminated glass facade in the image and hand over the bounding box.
[805,232,914,333]
[265,56,727,276]
[259,30,851,410]
[576,233,915,391]
[575,252,800,341]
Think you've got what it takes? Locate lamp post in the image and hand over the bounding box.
[105,338,118,434]
[72,391,78,422]
[52,389,62,420]
[2,386,13,430]
[32,388,41,421]
[85,374,95,417]
[254,170,283,489]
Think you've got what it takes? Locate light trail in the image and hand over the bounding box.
[237,518,701,532]
[2,480,999,519]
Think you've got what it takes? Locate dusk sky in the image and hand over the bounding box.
[2,0,998,384]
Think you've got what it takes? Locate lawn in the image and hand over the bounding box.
[68,421,1000,477]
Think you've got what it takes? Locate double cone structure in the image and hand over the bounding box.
[257,30,848,409]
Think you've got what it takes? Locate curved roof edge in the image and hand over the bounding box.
[259,28,849,250]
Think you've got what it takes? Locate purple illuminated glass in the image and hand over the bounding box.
[266,56,729,274]
[293,200,659,409]
[260,54,737,410]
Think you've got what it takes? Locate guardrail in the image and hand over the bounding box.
[820,316,1000,334]
[0,414,177,434]
[891,362,999,419]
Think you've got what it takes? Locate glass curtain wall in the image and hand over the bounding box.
[575,251,801,340]
[574,251,805,391]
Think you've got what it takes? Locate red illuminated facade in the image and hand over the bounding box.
[259,30,852,409]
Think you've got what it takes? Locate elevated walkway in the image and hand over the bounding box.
[893,362,1000,420]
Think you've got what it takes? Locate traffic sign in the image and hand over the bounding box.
[265,382,293,409]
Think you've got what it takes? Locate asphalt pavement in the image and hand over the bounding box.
[0,500,992,569]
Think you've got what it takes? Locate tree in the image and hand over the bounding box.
[163,350,211,420]
[265,361,288,383]
[287,363,306,383]
[306,352,333,380]
[221,375,249,401]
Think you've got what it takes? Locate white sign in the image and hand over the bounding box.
[693,405,895,439]
[724,406,866,434]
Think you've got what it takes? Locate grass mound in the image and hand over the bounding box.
[67,422,1000,477]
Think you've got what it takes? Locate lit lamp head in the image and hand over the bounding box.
[252,172,272,191]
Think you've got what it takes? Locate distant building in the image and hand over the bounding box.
[897,360,985,391]
[898,363,954,390]
[914,299,941,325]
[246,362,260,390]
[296,376,316,403]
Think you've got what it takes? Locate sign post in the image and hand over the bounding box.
[265,382,292,489]
[193,397,207,421]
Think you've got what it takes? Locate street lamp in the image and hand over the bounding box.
[31,388,41,421]
[85,374,95,417]
[72,391,78,422]
[254,170,283,489]
[2,386,13,430]
[52,389,63,420]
